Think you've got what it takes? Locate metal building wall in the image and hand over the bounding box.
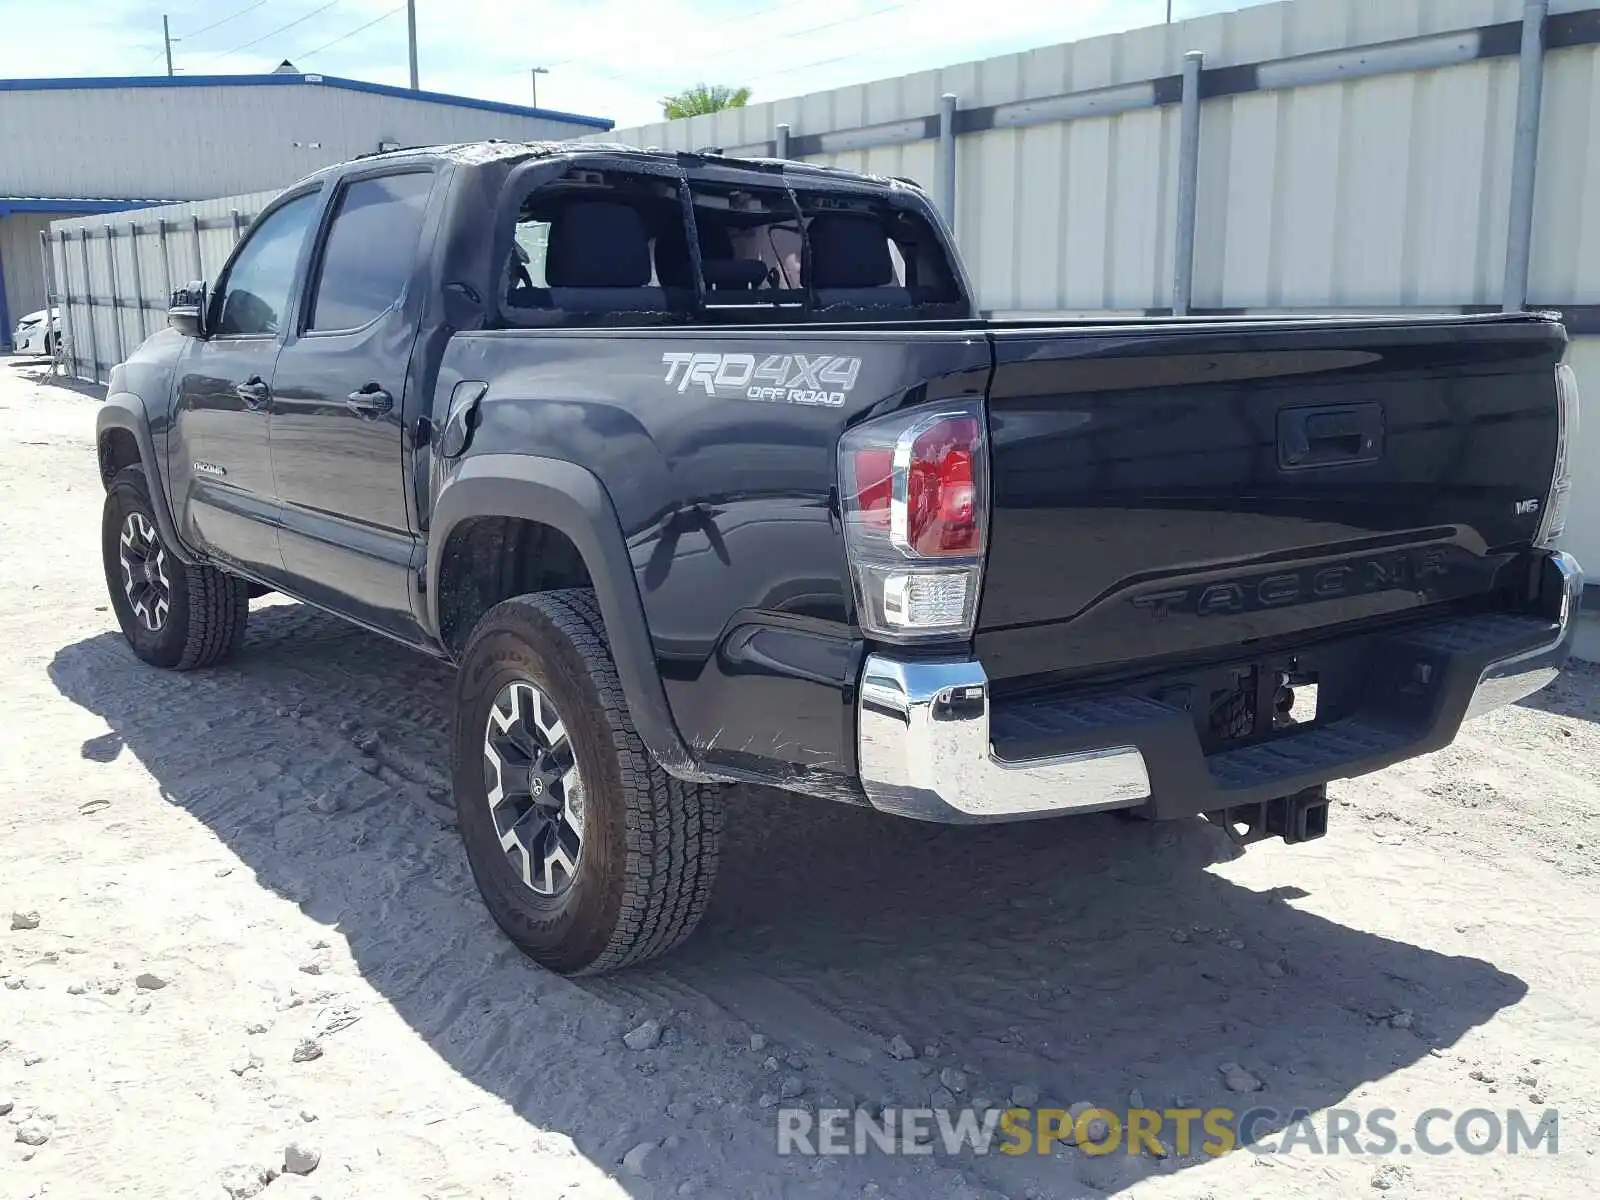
[1,213,60,329]
[592,0,1600,569]
[0,77,608,201]
[1,75,608,350]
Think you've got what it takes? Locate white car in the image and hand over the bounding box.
[12,308,60,356]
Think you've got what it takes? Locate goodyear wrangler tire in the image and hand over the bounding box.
[452,588,723,974]
[102,465,250,670]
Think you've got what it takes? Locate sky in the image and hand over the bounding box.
[0,0,1267,128]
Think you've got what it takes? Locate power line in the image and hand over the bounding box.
[527,0,746,73]
[539,0,901,78]
[543,0,803,71]
[714,0,919,65]
[215,0,346,59]
[740,0,1100,88]
[179,0,271,43]
[745,46,882,85]
[297,4,406,60]
[541,0,918,94]
[657,1,918,89]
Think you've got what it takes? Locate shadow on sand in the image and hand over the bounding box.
[50,603,1527,1197]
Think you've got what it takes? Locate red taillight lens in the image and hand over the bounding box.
[905,416,980,556]
[851,448,894,532]
[838,399,988,641]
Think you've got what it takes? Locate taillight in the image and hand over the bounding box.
[851,448,894,533]
[839,401,988,640]
[1537,363,1580,547]
[904,416,981,555]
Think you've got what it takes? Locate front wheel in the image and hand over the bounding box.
[101,465,250,669]
[452,589,723,974]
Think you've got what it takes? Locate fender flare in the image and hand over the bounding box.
[427,453,706,780]
[96,392,198,565]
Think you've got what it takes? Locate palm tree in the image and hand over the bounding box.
[662,84,752,119]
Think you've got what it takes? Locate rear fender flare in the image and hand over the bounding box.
[427,453,705,779]
[97,392,197,565]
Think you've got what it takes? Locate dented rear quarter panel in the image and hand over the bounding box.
[437,326,991,792]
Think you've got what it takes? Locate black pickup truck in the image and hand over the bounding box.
[96,141,1582,974]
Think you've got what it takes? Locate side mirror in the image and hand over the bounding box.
[168,281,209,339]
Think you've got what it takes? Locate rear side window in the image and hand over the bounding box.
[502,168,683,325]
[681,180,802,309]
[307,172,433,332]
[496,164,967,327]
[512,220,551,288]
[796,197,959,313]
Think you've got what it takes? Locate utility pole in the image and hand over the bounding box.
[1166,0,1174,21]
[406,0,419,89]
[530,66,549,108]
[163,14,175,76]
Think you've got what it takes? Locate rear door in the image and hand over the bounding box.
[170,188,322,580]
[267,168,438,640]
[976,316,1565,686]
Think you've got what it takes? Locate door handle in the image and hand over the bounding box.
[234,377,270,410]
[345,384,394,417]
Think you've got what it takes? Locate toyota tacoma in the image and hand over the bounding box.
[95,142,1583,974]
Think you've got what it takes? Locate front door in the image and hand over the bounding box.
[170,189,322,581]
[268,169,437,640]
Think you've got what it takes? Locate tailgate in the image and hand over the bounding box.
[976,315,1566,685]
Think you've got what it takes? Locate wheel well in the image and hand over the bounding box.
[437,516,594,654]
[98,428,141,489]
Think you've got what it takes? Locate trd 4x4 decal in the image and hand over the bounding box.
[661,352,863,408]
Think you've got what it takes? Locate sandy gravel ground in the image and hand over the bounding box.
[2,355,1598,1200]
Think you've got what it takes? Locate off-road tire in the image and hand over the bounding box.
[102,465,250,670]
[453,589,723,974]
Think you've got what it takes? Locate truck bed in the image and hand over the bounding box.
[443,308,1567,800]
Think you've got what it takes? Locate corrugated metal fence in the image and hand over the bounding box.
[590,0,1600,569]
[592,0,1599,321]
[41,0,1600,568]
[44,191,278,384]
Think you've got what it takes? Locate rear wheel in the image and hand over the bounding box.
[101,465,249,669]
[452,589,723,974]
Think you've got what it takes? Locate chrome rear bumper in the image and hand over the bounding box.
[857,656,1151,822]
[857,551,1581,825]
[1465,550,1583,718]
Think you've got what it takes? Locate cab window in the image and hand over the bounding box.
[213,192,319,337]
[306,172,434,332]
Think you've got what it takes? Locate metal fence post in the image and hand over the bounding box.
[104,224,125,368]
[157,218,172,304]
[775,123,790,159]
[59,231,80,380]
[38,229,61,375]
[1172,50,1204,316]
[78,229,99,384]
[937,93,958,232]
[1502,0,1548,312]
[127,221,147,344]
[191,215,203,282]
[231,208,243,244]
